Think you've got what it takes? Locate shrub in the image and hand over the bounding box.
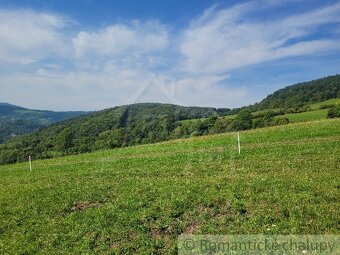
[231,110,253,131]
[327,106,340,118]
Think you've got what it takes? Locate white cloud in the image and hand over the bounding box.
[0,9,69,64]
[0,10,175,110]
[0,1,340,110]
[0,68,154,110]
[169,75,248,108]
[282,2,340,27]
[0,67,248,110]
[179,2,340,74]
[72,21,168,59]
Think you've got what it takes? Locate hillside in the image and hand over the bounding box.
[0,103,86,143]
[1,75,339,165]
[0,119,339,254]
[253,74,340,110]
[0,103,230,164]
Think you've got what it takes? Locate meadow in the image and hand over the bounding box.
[178,98,340,126]
[309,98,340,110]
[275,109,329,123]
[273,98,340,123]
[0,119,339,254]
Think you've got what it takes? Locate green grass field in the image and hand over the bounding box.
[177,99,339,126]
[275,109,329,123]
[1,119,339,254]
[309,98,340,110]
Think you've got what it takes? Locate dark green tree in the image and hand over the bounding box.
[327,106,340,118]
[231,110,253,131]
[56,128,74,151]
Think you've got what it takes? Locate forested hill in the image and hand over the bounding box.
[1,75,339,165]
[0,103,231,164]
[0,103,86,143]
[253,74,340,110]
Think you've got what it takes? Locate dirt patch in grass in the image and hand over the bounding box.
[71,201,102,212]
[148,226,173,253]
[184,220,200,234]
[197,205,213,214]
[150,228,163,239]
[196,203,241,222]
[215,206,238,220]
[110,240,120,250]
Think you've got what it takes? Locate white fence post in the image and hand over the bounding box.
[29,155,32,171]
[237,132,241,154]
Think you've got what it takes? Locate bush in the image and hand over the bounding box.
[319,104,335,109]
[296,105,311,113]
[327,106,340,118]
[231,110,253,131]
[274,117,290,125]
[211,118,232,133]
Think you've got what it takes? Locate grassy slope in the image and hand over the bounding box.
[275,109,329,123]
[178,99,339,125]
[0,119,339,254]
[309,98,340,110]
[266,99,339,122]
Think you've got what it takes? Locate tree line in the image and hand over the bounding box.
[1,74,339,165]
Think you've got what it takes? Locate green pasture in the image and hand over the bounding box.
[1,119,339,254]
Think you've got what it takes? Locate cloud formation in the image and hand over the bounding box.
[0,9,68,64]
[73,21,168,59]
[0,1,339,110]
[179,1,340,74]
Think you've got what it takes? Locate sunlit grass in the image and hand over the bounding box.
[276,109,328,122]
[309,98,340,110]
[0,119,339,254]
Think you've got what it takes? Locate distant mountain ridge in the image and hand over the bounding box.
[0,103,231,164]
[0,103,86,143]
[0,103,86,121]
[0,74,339,165]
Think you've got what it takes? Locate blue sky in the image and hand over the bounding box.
[0,0,339,110]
